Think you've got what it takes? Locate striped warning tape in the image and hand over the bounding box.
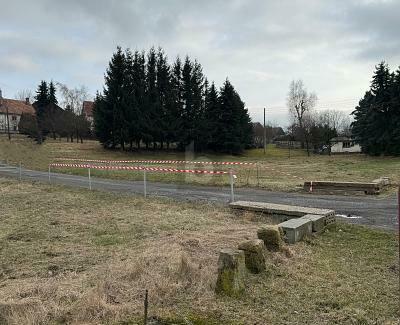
[54,158,255,166]
[259,165,305,181]
[49,163,235,176]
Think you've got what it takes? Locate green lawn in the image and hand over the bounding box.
[1,134,399,193]
[0,178,398,324]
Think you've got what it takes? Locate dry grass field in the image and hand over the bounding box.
[0,177,398,324]
[1,135,399,193]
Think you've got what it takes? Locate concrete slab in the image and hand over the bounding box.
[300,214,326,233]
[230,201,335,221]
[279,218,312,244]
[303,181,380,194]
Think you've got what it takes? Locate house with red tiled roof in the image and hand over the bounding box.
[82,100,94,129]
[0,95,35,134]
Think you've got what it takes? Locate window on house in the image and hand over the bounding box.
[343,141,351,148]
[11,115,17,121]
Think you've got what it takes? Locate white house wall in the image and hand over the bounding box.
[331,142,361,153]
[0,113,21,133]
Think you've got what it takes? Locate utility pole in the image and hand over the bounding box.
[263,107,266,154]
[0,89,10,140]
[6,101,11,141]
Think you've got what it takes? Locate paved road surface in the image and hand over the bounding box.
[0,164,397,231]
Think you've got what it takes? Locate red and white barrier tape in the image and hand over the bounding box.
[49,163,235,176]
[54,157,254,166]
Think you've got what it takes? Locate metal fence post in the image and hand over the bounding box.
[19,161,22,181]
[143,169,147,198]
[88,167,92,190]
[229,169,235,203]
[256,163,260,187]
[48,165,51,184]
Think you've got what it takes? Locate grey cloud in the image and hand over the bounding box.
[0,0,398,126]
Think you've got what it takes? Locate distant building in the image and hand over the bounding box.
[82,101,94,129]
[330,136,361,154]
[0,97,35,133]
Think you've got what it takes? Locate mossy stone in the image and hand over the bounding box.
[215,249,245,297]
[257,225,283,251]
[238,239,266,273]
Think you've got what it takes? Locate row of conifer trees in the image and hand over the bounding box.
[352,61,400,155]
[94,47,252,153]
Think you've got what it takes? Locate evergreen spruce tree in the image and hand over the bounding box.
[203,81,219,150]
[144,47,158,149]
[352,61,400,155]
[217,79,252,154]
[191,60,205,150]
[35,81,49,106]
[48,81,58,104]
[94,47,126,148]
[123,49,137,150]
[34,80,50,143]
[167,57,183,148]
[133,51,147,149]
[180,56,194,148]
[156,48,170,149]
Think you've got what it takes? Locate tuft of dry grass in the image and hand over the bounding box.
[0,177,398,324]
[1,134,399,193]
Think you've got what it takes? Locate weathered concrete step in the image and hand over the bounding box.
[279,218,312,244]
[230,200,335,221]
[303,181,380,194]
[300,214,326,233]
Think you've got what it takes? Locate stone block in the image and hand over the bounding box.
[238,239,266,273]
[215,249,245,297]
[279,218,312,244]
[257,225,283,251]
[300,214,326,233]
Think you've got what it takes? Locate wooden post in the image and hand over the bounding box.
[144,289,148,325]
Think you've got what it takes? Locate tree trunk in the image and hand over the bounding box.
[305,133,310,156]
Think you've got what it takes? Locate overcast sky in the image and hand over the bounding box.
[0,0,399,126]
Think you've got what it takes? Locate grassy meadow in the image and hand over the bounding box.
[0,134,399,193]
[0,177,398,324]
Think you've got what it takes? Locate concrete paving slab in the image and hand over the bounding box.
[279,218,312,244]
[230,201,335,221]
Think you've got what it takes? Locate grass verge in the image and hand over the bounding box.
[1,135,400,193]
[0,178,398,324]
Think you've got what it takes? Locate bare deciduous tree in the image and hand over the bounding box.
[14,89,34,103]
[317,109,352,135]
[57,83,91,143]
[287,79,317,156]
[57,83,89,115]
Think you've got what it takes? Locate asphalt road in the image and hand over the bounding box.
[0,164,398,231]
